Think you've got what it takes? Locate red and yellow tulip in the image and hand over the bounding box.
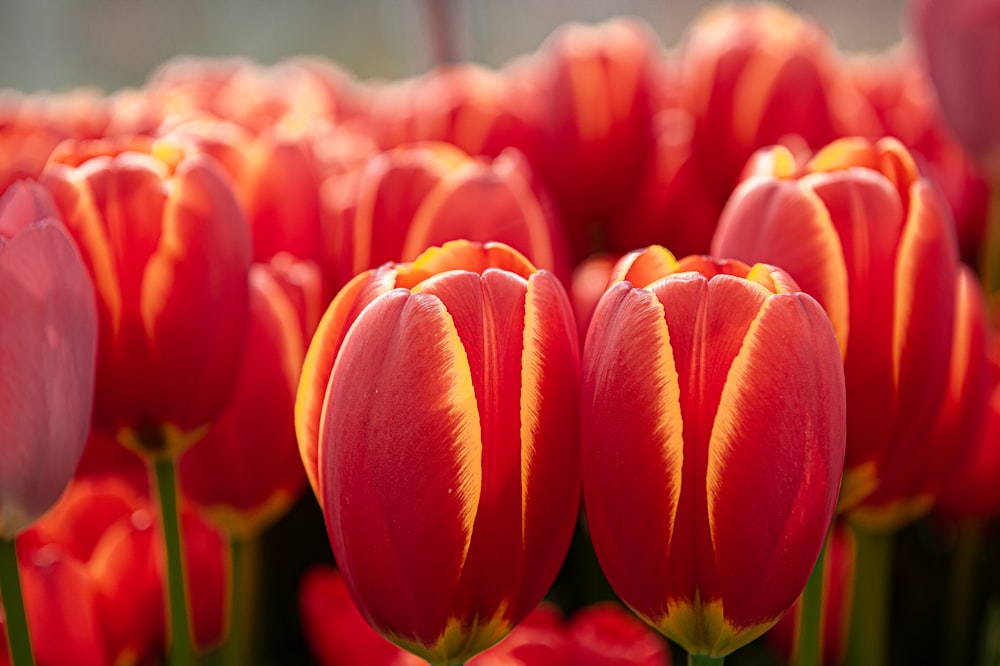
[296,240,581,665]
[581,246,846,658]
[39,138,251,457]
[712,136,961,527]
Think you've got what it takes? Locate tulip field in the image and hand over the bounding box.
[2,1,1000,665]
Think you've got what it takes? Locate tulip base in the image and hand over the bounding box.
[152,456,197,666]
[0,537,35,666]
[687,653,724,665]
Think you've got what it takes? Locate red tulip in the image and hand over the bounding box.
[296,240,581,664]
[516,18,662,260]
[675,4,873,199]
[0,181,97,538]
[40,139,251,457]
[0,543,108,666]
[712,137,961,527]
[847,46,990,267]
[567,603,671,666]
[937,300,1000,519]
[180,259,320,538]
[910,0,1000,179]
[851,265,991,525]
[7,473,227,664]
[346,141,570,283]
[581,247,846,657]
[367,63,532,158]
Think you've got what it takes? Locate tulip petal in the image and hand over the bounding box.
[708,293,844,640]
[141,155,251,435]
[321,289,482,647]
[581,281,683,625]
[295,265,398,501]
[0,219,97,538]
[712,176,849,355]
[516,271,581,620]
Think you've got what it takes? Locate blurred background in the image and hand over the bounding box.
[0,0,905,93]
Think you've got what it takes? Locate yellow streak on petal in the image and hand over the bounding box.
[432,301,484,569]
[520,282,542,544]
[648,290,685,566]
[706,297,769,542]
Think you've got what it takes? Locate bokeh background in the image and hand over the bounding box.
[0,0,904,93]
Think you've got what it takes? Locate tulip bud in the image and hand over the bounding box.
[296,240,581,665]
[909,0,1000,179]
[581,247,846,658]
[712,136,961,525]
[0,181,98,538]
[40,139,251,457]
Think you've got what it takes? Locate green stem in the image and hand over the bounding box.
[220,535,260,666]
[845,524,893,666]
[793,534,829,666]
[979,178,1000,302]
[944,519,982,666]
[687,654,725,666]
[0,537,35,666]
[152,456,197,666]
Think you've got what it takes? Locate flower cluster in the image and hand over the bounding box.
[2,1,999,665]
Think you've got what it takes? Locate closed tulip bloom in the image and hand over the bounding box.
[712,137,960,525]
[296,240,581,665]
[910,0,1000,178]
[40,139,251,456]
[181,260,319,538]
[348,141,570,284]
[0,181,98,538]
[581,247,846,658]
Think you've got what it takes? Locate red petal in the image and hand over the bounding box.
[321,289,482,646]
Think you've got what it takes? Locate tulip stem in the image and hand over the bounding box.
[221,534,260,666]
[687,654,724,665]
[980,178,1000,302]
[845,524,892,666]
[944,518,983,666]
[793,532,828,666]
[0,537,35,666]
[153,456,197,666]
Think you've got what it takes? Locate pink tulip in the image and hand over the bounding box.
[0,181,97,538]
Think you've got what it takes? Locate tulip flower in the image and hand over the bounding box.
[712,136,960,526]
[581,247,846,659]
[346,141,570,284]
[367,63,531,159]
[1,181,98,666]
[39,138,250,665]
[0,181,98,539]
[846,46,990,267]
[675,4,874,203]
[514,18,661,261]
[40,138,251,456]
[180,259,320,538]
[909,0,1000,180]
[296,240,581,665]
[11,474,228,665]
